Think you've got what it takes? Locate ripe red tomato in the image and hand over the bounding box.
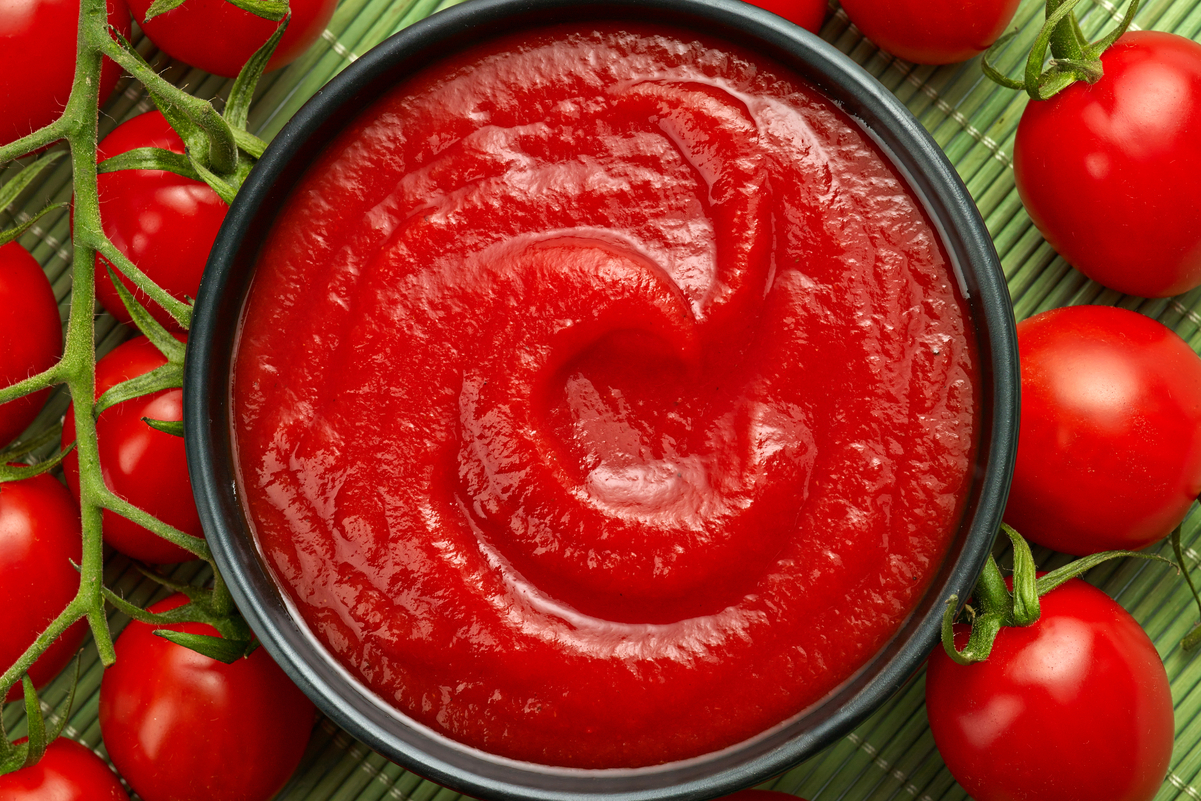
[0,738,128,800]
[94,111,227,330]
[99,594,315,801]
[0,0,131,148]
[127,0,337,78]
[839,0,1021,64]
[1014,32,1201,297]
[745,0,826,34]
[0,242,62,447]
[61,335,202,563]
[926,579,1174,801]
[0,473,87,703]
[1004,305,1201,555]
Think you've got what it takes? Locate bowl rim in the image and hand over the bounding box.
[185,1,1019,798]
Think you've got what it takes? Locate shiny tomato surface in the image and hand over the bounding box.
[128,0,337,77]
[0,738,129,800]
[94,111,227,329]
[926,579,1174,801]
[0,0,131,148]
[1015,32,1201,297]
[62,335,202,563]
[235,24,979,767]
[99,594,315,801]
[840,0,1021,64]
[0,473,86,703]
[745,0,825,33]
[1004,305,1201,555]
[0,242,61,447]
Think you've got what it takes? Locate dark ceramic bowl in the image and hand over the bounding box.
[185,1,1018,798]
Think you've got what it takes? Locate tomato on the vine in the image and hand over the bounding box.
[94,111,227,330]
[0,738,128,800]
[0,473,86,703]
[926,578,1174,801]
[0,0,131,148]
[0,242,61,448]
[1004,305,1201,555]
[127,0,338,78]
[744,0,826,34]
[839,0,1021,65]
[61,335,202,563]
[1015,32,1201,297]
[99,594,315,801]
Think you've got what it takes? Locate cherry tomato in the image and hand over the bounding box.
[839,0,1021,65]
[94,111,227,330]
[745,0,826,34]
[1015,32,1201,297]
[0,738,128,800]
[926,578,1174,801]
[0,473,86,703]
[0,0,131,148]
[61,335,202,563]
[0,242,61,448]
[99,594,315,801]
[1004,305,1201,555]
[127,0,337,78]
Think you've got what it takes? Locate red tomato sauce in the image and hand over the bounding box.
[233,24,979,768]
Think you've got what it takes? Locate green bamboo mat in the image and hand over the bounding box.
[5,0,1201,799]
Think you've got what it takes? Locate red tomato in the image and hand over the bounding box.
[1015,32,1201,297]
[0,738,128,800]
[0,473,86,703]
[99,594,315,801]
[745,0,826,34]
[61,335,202,563]
[0,0,131,148]
[926,579,1174,801]
[127,0,337,78]
[94,111,227,330]
[0,242,62,447]
[839,0,1021,65]
[1004,305,1201,555]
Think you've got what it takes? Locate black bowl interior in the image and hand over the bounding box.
[185,1,1019,799]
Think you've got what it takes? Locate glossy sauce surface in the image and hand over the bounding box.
[233,24,979,768]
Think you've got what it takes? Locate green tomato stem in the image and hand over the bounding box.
[940,525,1179,665]
[1044,0,1087,61]
[0,0,268,744]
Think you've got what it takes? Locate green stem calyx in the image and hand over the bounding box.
[982,0,1141,100]
[941,524,1174,665]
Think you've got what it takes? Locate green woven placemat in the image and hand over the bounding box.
[4,0,1201,799]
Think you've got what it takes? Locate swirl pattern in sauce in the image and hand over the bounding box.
[233,25,978,768]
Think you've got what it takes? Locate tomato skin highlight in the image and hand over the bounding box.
[1014,31,1201,298]
[925,579,1174,801]
[99,594,315,801]
[0,242,62,448]
[839,0,1020,65]
[0,473,87,703]
[1004,305,1201,555]
[94,111,228,330]
[127,0,337,78]
[61,335,202,563]
[0,0,131,148]
[0,738,129,800]
[743,0,825,33]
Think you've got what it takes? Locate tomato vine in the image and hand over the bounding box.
[0,0,287,773]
